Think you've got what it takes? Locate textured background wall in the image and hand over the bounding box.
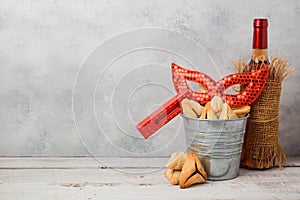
[0,0,299,156]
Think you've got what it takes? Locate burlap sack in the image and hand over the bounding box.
[240,80,286,169]
[233,57,293,169]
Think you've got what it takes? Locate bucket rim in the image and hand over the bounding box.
[181,113,250,121]
[190,141,244,146]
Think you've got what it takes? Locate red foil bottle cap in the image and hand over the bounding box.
[252,18,268,49]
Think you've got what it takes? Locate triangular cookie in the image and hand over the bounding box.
[179,152,207,189]
[207,104,218,119]
[219,103,228,120]
[232,106,251,117]
[210,96,223,113]
[166,152,186,170]
[164,168,181,185]
[227,103,238,119]
[189,100,204,116]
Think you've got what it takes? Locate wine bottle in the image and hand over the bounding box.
[241,18,274,169]
[249,18,269,68]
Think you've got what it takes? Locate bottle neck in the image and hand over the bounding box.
[252,19,268,49]
[251,48,269,64]
[247,19,269,70]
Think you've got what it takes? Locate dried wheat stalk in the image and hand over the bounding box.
[232,56,295,82]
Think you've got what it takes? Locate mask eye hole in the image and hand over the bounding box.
[186,81,207,93]
[224,84,242,95]
[198,83,208,93]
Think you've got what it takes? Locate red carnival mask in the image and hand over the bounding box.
[137,63,269,139]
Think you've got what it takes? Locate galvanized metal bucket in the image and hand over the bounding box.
[182,114,249,180]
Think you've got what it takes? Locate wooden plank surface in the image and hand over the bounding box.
[0,157,299,200]
[0,157,169,169]
[1,156,299,169]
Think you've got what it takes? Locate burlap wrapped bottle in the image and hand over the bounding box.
[240,80,285,169]
[234,57,293,169]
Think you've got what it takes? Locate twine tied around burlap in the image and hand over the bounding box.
[233,56,294,169]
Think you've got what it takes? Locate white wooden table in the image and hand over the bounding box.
[0,157,299,199]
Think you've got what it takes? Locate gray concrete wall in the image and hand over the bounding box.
[0,0,299,156]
